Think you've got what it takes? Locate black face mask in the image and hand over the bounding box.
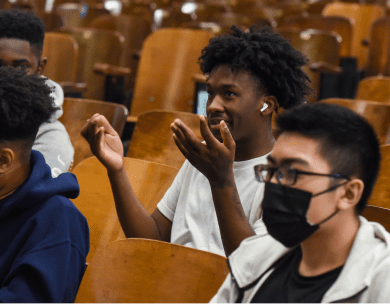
[262,182,345,248]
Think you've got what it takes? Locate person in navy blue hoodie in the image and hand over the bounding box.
[0,66,89,302]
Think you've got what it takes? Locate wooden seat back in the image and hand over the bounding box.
[355,76,390,103]
[75,238,229,303]
[320,98,390,145]
[55,3,109,28]
[283,15,353,57]
[59,98,128,167]
[42,32,79,83]
[89,14,152,90]
[277,28,340,102]
[365,17,390,77]
[36,10,65,31]
[362,205,390,232]
[368,144,390,209]
[129,28,213,118]
[70,157,179,266]
[322,2,385,68]
[127,110,203,168]
[59,27,125,100]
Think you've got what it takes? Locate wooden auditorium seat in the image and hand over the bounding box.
[355,76,390,103]
[128,28,213,121]
[55,3,109,28]
[75,238,229,303]
[59,98,128,168]
[42,32,85,94]
[362,205,390,232]
[127,110,203,168]
[364,17,390,77]
[322,2,385,69]
[320,98,390,145]
[277,28,341,102]
[58,27,129,101]
[282,15,353,58]
[368,144,390,209]
[89,14,152,91]
[70,157,178,265]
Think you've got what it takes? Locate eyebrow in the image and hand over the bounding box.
[267,155,309,166]
[206,83,238,89]
[12,59,30,64]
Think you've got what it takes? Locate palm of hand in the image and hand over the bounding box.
[97,132,124,171]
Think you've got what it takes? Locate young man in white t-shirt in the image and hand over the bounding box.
[81,26,312,257]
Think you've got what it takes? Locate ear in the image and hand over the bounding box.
[259,95,278,116]
[337,179,365,211]
[0,148,15,174]
[36,57,47,76]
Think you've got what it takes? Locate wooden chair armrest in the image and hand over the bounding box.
[126,115,138,123]
[93,63,132,77]
[59,82,88,94]
[192,73,208,83]
[310,62,343,74]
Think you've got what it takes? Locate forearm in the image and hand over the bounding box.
[107,167,162,240]
[209,171,256,256]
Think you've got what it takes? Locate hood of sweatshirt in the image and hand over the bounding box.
[45,77,64,121]
[0,150,79,221]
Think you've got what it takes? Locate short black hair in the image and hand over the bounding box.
[198,26,312,109]
[0,66,57,148]
[276,103,381,213]
[0,9,46,58]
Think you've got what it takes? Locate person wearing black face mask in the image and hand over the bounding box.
[210,103,390,303]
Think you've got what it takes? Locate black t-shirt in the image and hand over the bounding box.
[250,247,343,303]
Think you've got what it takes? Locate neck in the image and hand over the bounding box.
[298,212,360,276]
[234,123,275,161]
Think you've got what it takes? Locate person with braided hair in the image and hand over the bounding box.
[82,26,312,257]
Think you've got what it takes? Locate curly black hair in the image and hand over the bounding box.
[198,26,313,109]
[0,9,46,58]
[0,66,57,146]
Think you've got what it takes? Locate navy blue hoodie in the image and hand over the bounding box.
[0,150,89,302]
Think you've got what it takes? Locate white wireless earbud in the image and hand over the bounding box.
[260,103,269,113]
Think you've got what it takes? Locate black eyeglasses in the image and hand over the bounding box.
[254,164,350,186]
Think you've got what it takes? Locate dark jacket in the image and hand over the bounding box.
[0,150,89,302]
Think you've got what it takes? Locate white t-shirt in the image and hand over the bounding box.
[157,154,269,257]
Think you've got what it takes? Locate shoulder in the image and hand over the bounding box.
[228,234,287,288]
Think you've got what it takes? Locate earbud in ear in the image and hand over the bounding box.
[260,103,268,113]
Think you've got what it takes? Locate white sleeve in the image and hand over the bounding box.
[209,273,238,303]
[157,160,190,221]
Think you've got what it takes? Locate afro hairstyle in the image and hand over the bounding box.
[0,66,57,147]
[0,9,46,58]
[198,26,313,109]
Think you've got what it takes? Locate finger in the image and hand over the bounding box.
[199,115,219,149]
[171,119,204,153]
[220,120,236,152]
[80,119,92,140]
[172,134,193,161]
[171,121,199,154]
[89,115,118,136]
[92,126,105,156]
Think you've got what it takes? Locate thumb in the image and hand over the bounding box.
[92,126,105,155]
[220,120,235,151]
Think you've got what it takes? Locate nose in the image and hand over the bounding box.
[206,94,224,116]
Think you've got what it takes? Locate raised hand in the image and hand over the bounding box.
[80,113,124,172]
[170,115,236,183]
